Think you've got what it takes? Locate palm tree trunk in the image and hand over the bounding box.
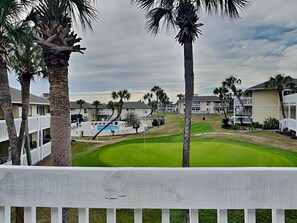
[43,51,72,167]
[0,61,20,165]
[235,94,253,123]
[44,51,71,223]
[17,76,31,164]
[182,39,194,168]
[279,91,286,119]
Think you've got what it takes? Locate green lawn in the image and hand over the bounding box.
[73,123,297,167]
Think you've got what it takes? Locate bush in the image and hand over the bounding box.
[230,124,241,130]
[221,118,231,128]
[250,122,262,129]
[71,114,83,123]
[152,119,164,127]
[263,117,279,129]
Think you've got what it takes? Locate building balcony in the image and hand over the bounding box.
[284,93,297,104]
[0,115,50,142]
[234,97,253,106]
[0,166,296,223]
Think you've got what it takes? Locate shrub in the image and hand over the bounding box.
[221,118,231,128]
[250,122,262,129]
[71,114,83,123]
[152,119,164,127]
[263,117,279,129]
[230,124,241,130]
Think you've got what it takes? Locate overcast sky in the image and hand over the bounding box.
[8,0,297,104]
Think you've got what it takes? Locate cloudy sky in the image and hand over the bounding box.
[8,0,297,104]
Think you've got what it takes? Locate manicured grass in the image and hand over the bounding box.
[73,123,297,167]
[73,138,297,167]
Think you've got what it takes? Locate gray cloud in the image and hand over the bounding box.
[8,0,297,104]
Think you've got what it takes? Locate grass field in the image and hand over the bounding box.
[73,121,297,168]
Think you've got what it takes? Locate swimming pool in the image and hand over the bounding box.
[97,125,120,131]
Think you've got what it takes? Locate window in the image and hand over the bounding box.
[84,109,87,113]
[206,101,211,106]
[37,106,45,115]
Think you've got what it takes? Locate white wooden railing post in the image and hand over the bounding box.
[0,207,11,223]
[106,209,116,223]
[24,207,36,223]
[217,209,227,223]
[51,207,62,223]
[272,209,285,223]
[134,209,142,223]
[161,209,170,223]
[190,209,199,223]
[244,209,255,223]
[78,208,89,223]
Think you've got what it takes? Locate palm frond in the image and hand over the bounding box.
[146,7,173,35]
[131,0,156,12]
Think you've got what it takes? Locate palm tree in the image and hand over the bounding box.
[92,90,130,139]
[10,42,47,166]
[92,100,101,121]
[132,0,249,169]
[265,74,296,119]
[143,92,154,116]
[158,89,170,123]
[0,0,34,167]
[151,86,162,126]
[223,75,252,123]
[76,99,86,114]
[31,0,98,168]
[213,86,228,119]
[107,100,115,121]
[177,93,184,101]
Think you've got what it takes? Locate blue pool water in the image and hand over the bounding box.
[97,125,120,131]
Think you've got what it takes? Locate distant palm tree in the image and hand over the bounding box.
[132,0,249,170]
[158,89,170,123]
[76,99,86,114]
[92,100,101,121]
[151,86,162,126]
[265,74,296,119]
[177,93,184,101]
[32,0,98,169]
[107,100,115,121]
[92,90,130,139]
[223,76,252,123]
[143,92,154,116]
[213,86,228,119]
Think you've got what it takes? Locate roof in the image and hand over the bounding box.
[122,102,151,109]
[69,101,93,109]
[98,101,151,109]
[179,95,220,102]
[10,87,49,105]
[246,78,297,91]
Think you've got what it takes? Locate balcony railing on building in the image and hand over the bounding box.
[0,115,51,165]
[0,166,296,223]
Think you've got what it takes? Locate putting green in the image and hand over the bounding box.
[73,140,297,167]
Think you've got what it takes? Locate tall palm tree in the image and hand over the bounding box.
[92,90,130,139]
[265,74,296,119]
[76,99,85,114]
[0,0,34,166]
[158,89,170,123]
[10,42,47,166]
[132,0,249,169]
[213,86,228,119]
[223,75,252,123]
[92,100,101,121]
[31,0,98,168]
[177,93,184,101]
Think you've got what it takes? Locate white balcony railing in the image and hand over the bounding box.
[0,115,50,142]
[234,97,253,106]
[284,93,297,104]
[0,166,297,223]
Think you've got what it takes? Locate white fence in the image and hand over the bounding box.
[0,166,296,223]
[0,115,50,142]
